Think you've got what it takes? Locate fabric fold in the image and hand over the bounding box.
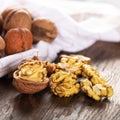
[0,0,120,77]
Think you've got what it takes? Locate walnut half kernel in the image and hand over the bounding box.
[80,79,114,101]
[13,56,49,94]
[49,70,80,97]
[57,54,91,76]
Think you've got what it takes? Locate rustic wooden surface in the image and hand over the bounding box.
[0,41,120,120]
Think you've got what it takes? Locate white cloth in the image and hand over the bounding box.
[0,0,120,77]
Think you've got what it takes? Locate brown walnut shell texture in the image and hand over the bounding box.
[13,70,49,94]
[3,7,32,31]
[0,36,5,57]
[31,18,57,43]
[0,36,5,50]
[2,5,32,20]
[0,15,3,34]
[4,28,33,55]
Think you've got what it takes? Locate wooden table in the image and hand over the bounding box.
[0,41,120,120]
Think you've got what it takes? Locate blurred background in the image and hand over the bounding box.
[70,0,120,8]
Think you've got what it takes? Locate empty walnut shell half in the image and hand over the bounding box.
[31,18,57,43]
[4,28,33,55]
[13,57,49,94]
[3,7,32,31]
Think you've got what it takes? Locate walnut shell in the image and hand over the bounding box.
[13,71,49,94]
[4,28,33,55]
[31,18,57,43]
[0,36,5,57]
[13,57,49,94]
[3,8,32,31]
[2,5,32,20]
[0,36,5,50]
[0,15,3,35]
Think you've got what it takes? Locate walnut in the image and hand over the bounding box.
[80,79,114,101]
[49,70,80,97]
[81,64,106,85]
[4,28,33,55]
[60,55,91,64]
[31,18,57,43]
[2,5,32,21]
[0,15,3,35]
[13,56,49,94]
[56,55,113,100]
[57,54,91,75]
[43,62,57,75]
[21,56,57,75]
[80,63,113,100]
[0,36,5,57]
[12,54,114,101]
[3,6,32,31]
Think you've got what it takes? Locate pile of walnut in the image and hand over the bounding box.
[13,55,114,101]
[0,6,57,56]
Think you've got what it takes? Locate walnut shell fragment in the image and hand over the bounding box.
[13,56,49,94]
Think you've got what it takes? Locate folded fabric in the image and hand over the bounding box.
[0,0,120,77]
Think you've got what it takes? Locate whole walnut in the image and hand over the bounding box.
[4,28,33,55]
[2,5,32,21]
[2,6,32,31]
[31,18,57,43]
[0,15,3,35]
[0,36,5,57]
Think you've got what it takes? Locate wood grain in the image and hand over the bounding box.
[0,41,120,120]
